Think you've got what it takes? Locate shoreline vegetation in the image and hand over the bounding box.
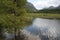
[0,13,60,20]
[24,13,60,19]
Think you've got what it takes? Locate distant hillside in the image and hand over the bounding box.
[25,2,37,13]
[37,5,60,13]
[46,6,55,10]
[44,5,60,10]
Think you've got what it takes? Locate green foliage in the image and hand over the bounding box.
[0,14,18,28]
[0,0,27,15]
[0,0,27,35]
[0,0,27,28]
[15,7,26,16]
[16,0,26,7]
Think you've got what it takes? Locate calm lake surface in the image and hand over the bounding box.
[26,18,60,35]
[5,18,60,40]
[24,18,60,40]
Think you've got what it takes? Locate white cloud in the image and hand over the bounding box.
[28,0,60,10]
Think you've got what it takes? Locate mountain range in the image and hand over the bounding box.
[37,5,60,13]
[25,2,60,13]
[44,5,60,10]
[25,2,37,13]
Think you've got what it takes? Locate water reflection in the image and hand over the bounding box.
[4,32,15,40]
[23,18,60,40]
[4,18,60,40]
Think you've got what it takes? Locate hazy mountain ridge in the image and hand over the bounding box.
[37,5,60,13]
[45,5,60,10]
[25,2,37,13]
[25,2,60,13]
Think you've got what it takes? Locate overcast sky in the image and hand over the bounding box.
[27,0,60,10]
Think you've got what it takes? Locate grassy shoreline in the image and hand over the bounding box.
[24,13,60,19]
